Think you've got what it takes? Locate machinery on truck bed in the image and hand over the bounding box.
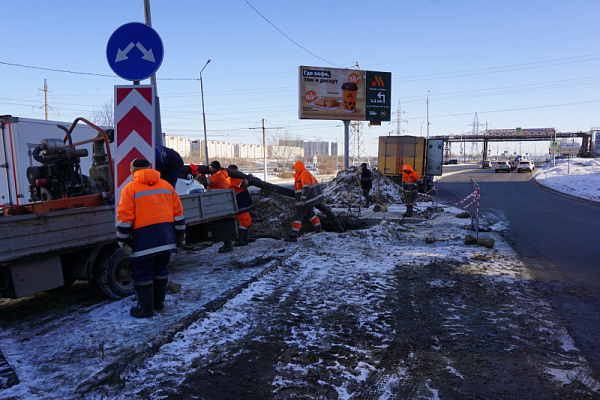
[377,135,444,191]
[0,116,238,300]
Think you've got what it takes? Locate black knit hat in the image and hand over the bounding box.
[228,164,238,170]
[130,158,151,172]
[209,161,221,169]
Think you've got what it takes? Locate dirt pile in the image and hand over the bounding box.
[322,166,404,205]
[248,168,406,239]
[249,191,295,239]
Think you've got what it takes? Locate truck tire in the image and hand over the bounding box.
[92,246,134,299]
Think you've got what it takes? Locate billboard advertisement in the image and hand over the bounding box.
[298,66,391,122]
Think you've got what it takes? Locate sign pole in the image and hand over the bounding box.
[344,120,350,170]
[143,0,163,147]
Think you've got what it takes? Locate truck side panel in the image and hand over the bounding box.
[378,136,426,178]
[1,190,238,267]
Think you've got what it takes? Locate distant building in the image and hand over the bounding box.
[164,135,191,157]
[303,141,338,157]
[235,143,265,159]
[207,140,235,159]
[268,145,304,158]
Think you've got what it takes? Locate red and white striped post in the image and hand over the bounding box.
[114,85,156,219]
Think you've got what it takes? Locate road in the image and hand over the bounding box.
[438,163,600,380]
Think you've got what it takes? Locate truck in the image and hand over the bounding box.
[377,135,444,190]
[0,115,238,300]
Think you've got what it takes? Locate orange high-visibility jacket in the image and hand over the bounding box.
[293,161,324,206]
[207,168,230,189]
[117,169,185,260]
[402,164,421,184]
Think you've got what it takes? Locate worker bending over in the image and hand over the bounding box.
[285,161,324,242]
[401,164,421,217]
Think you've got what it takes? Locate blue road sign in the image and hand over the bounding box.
[107,22,164,81]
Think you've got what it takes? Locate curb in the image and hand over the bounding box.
[75,258,283,395]
[533,173,600,206]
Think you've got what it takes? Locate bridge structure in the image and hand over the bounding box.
[431,128,594,162]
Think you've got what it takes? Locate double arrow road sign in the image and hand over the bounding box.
[107,22,164,81]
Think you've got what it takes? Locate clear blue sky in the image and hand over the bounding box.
[2,0,599,157]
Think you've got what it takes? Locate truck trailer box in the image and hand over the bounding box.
[378,136,426,177]
[1,116,113,207]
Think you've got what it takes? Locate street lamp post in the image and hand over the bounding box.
[200,59,211,165]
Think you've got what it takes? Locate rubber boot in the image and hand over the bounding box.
[130,285,155,318]
[235,229,249,246]
[314,225,323,233]
[284,233,298,242]
[153,278,168,312]
[403,205,413,217]
[246,229,256,243]
[218,240,234,253]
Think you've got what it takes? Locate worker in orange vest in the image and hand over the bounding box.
[401,164,421,217]
[228,165,255,246]
[117,159,186,318]
[285,161,324,242]
[196,161,235,253]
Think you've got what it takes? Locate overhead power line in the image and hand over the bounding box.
[0,61,198,81]
[243,0,342,68]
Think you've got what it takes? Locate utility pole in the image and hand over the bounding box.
[200,59,211,164]
[426,91,430,139]
[143,0,163,146]
[37,79,56,120]
[249,119,281,182]
[396,100,402,135]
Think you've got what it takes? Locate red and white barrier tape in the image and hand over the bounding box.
[456,187,480,218]
[456,188,479,206]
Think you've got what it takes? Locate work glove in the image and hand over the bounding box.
[296,201,306,207]
[177,233,186,248]
[246,173,254,182]
[119,242,133,255]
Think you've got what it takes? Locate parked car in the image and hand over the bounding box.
[516,160,534,173]
[481,160,492,169]
[508,161,516,171]
[446,159,458,165]
[495,161,511,173]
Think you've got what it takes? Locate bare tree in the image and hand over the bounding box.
[91,99,114,127]
[268,130,303,177]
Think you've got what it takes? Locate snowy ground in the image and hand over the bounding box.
[535,157,600,203]
[1,160,599,399]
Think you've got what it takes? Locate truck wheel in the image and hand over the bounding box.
[92,246,134,299]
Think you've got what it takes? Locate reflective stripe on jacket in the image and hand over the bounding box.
[292,160,324,206]
[117,169,185,261]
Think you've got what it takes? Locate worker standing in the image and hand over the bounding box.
[117,159,186,318]
[197,161,235,253]
[401,164,421,217]
[228,165,255,246]
[359,163,373,206]
[155,145,184,188]
[285,161,324,242]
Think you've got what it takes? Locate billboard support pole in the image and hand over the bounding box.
[344,120,350,170]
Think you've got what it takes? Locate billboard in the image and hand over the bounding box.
[298,66,391,122]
